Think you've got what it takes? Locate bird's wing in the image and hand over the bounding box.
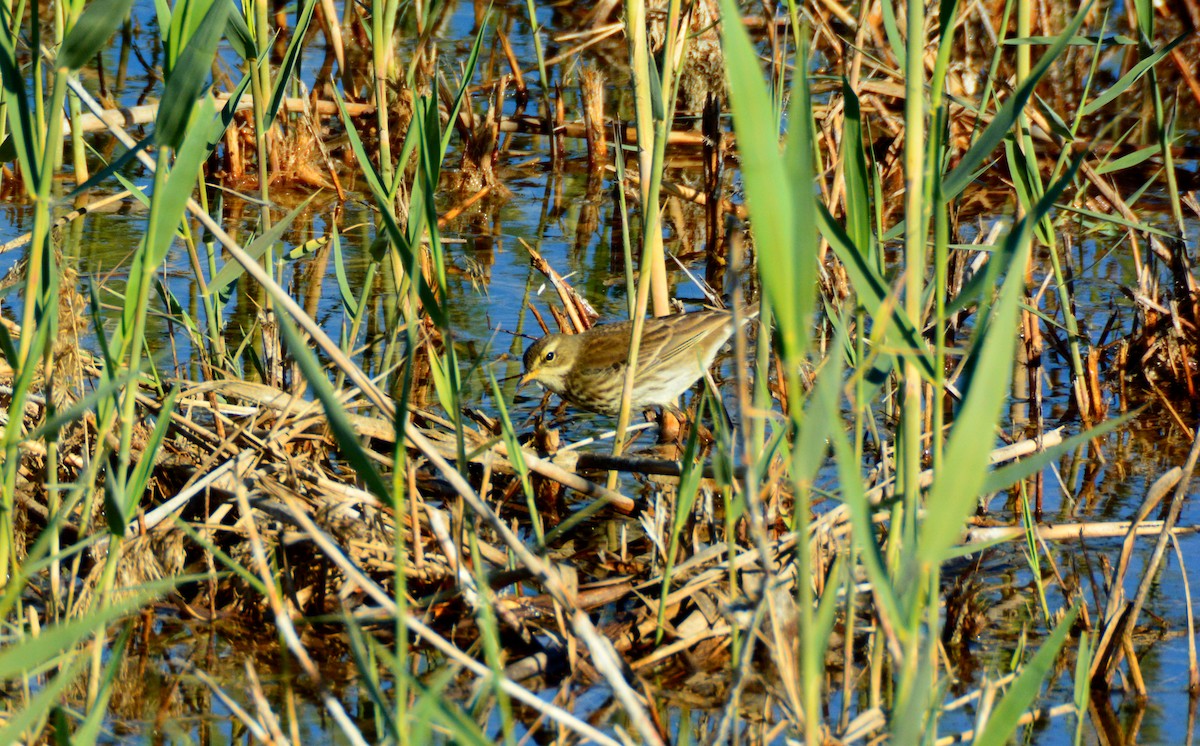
[648,313,730,372]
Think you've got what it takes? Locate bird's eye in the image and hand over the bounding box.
[544,351,556,362]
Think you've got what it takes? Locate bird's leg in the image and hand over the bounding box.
[656,401,685,444]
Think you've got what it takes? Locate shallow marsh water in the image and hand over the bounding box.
[2,0,1200,743]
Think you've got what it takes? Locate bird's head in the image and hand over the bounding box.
[520,334,577,395]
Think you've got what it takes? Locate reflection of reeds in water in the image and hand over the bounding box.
[1114,234,1200,422]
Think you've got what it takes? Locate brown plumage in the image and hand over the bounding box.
[520,307,756,415]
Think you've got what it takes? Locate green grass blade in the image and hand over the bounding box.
[982,412,1137,494]
[879,0,905,70]
[440,13,489,157]
[0,586,168,681]
[275,311,392,504]
[841,81,873,259]
[719,0,817,362]
[123,387,180,521]
[224,6,255,61]
[0,655,89,743]
[830,427,902,630]
[918,241,1027,563]
[331,88,444,325]
[331,225,360,316]
[974,606,1081,746]
[816,203,937,381]
[0,3,39,195]
[72,623,135,744]
[1093,144,1159,175]
[342,615,400,739]
[793,338,845,493]
[68,137,155,199]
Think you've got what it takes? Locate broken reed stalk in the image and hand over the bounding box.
[553,82,566,167]
[498,27,528,100]
[702,93,723,286]
[524,241,598,332]
[580,65,607,174]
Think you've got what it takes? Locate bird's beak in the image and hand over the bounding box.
[518,372,536,389]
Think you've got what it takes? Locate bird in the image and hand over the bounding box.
[519,306,757,415]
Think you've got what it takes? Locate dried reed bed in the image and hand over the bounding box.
[1,0,1200,743]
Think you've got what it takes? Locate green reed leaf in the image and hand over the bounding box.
[1082,33,1187,116]
[331,87,445,325]
[210,193,320,295]
[73,623,135,744]
[0,585,166,682]
[830,424,902,630]
[942,2,1091,200]
[123,387,180,527]
[792,333,845,500]
[342,614,401,739]
[719,0,818,364]
[0,655,89,743]
[156,0,230,149]
[982,412,1137,495]
[331,225,359,316]
[266,0,319,124]
[224,6,256,63]
[841,81,873,263]
[816,203,937,381]
[68,137,155,199]
[57,0,135,70]
[441,15,489,156]
[1094,144,1159,174]
[918,227,1028,563]
[0,4,38,195]
[879,0,905,70]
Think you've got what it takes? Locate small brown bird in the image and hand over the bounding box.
[520,307,756,415]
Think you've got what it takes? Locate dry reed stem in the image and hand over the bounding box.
[245,661,291,745]
[1169,534,1200,692]
[581,65,607,174]
[964,518,1200,545]
[1107,427,1200,688]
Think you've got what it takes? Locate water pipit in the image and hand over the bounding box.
[520,307,756,415]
